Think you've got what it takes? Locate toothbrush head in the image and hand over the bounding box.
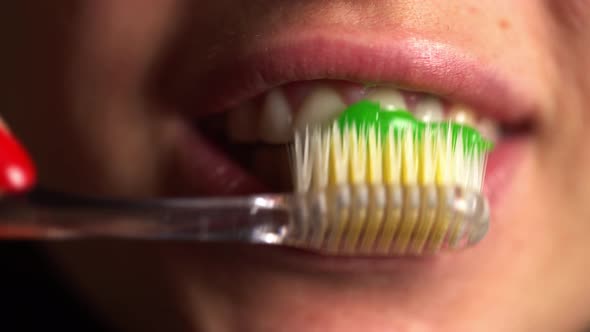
[289,100,492,256]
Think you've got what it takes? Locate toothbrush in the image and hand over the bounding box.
[0,101,492,256]
[290,100,491,255]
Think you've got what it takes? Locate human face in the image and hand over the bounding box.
[8,1,590,331]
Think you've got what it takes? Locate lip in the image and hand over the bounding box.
[157,32,539,125]
[164,32,535,262]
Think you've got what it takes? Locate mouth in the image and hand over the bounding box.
[157,34,537,256]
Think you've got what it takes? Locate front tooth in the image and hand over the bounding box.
[295,85,346,130]
[364,87,407,111]
[226,101,259,143]
[259,88,293,144]
[413,96,444,122]
[448,104,476,126]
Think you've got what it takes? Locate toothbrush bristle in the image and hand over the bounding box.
[289,101,491,256]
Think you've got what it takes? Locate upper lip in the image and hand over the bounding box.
[155,32,539,125]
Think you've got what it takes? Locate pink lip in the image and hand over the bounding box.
[159,33,538,125]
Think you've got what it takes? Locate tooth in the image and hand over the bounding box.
[477,118,500,142]
[413,96,444,122]
[295,85,346,130]
[448,104,476,126]
[259,88,293,144]
[364,87,407,111]
[226,102,259,143]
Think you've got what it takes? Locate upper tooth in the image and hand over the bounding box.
[364,87,407,111]
[295,85,346,131]
[448,104,476,126]
[413,96,444,122]
[259,88,293,144]
[226,101,259,143]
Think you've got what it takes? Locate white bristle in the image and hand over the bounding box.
[291,128,312,191]
[329,123,348,186]
[384,127,402,185]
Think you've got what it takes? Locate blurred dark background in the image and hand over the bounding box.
[0,243,112,331]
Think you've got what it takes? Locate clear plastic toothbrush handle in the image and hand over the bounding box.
[0,186,490,255]
[0,189,292,243]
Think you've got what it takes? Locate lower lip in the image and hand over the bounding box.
[172,125,267,197]
[483,136,529,210]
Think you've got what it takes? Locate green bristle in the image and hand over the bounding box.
[335,100,494,153]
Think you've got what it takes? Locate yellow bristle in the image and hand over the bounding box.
[401,129,418,185]
[418,127,435,185]
[383,127,402,185]
[347,125,367,185]
[433,129,448,186]
[292,121,488,197]
[290,113,489,255]
[367,125,382,184]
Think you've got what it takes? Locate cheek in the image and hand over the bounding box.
[72,0,180,95]
[56,1,185,196]
[535,25,590,216]
[520,9,590,317]
[8,1,186,196]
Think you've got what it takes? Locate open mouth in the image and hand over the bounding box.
[159,36,537,253]
[195,80,531,193]
[163,37,535,199]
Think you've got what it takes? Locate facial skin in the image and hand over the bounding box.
[6,1,590,331]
